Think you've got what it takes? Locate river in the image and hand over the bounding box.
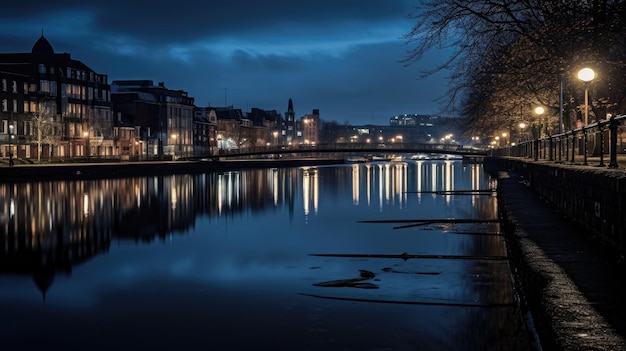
[0,159,534,350]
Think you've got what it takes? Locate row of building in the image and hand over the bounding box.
[0,35,321,161]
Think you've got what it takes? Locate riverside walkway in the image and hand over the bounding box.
[492,156,626,350]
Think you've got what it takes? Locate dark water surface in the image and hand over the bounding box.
[0,160,533,350]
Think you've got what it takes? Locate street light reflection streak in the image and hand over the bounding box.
[378,164,384,212]
[471,164,481,207]
[303,170,310,217]
[272,169,278,206]
[352,164,359,205]
[431,163,437,197]
[365,164,372,206]
[416,160,423,202]
[445,161,454,205]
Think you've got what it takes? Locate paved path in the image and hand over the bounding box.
[497,169,626,350]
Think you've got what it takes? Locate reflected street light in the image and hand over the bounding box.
[578,67,596,125]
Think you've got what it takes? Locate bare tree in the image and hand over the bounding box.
[403,0,626,137]
[32,100,60,161]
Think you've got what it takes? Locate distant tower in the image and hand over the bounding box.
[284,98,296,143]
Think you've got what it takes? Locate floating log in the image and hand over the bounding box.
[313,278,379,289]
[446,231,504,236]
[381,267,441,275]
[309,253,507,261]
[358,218,499,224]
[298,293,515,307]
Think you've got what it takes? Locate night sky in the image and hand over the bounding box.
[0,1,451,125]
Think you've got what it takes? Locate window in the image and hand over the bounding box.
[39,64,46,74]
[40,80,51,93]
[12,81,17,93]
[1,99,6,112]
[50,81,57,96]
[12,100,17,113]
[1,79,6,91]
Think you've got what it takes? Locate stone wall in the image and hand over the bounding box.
[486,157,626,261]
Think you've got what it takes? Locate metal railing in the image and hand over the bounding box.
[492,114,626,168]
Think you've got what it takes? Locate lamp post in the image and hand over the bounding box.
[83,131,89,158]
[577,67,596,125]
[8,123,14,166]
[534,106,545,137]
[171,134,178,159]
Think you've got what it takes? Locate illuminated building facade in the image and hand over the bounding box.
[111,80,195,159]
[299,109,320,145]
[0,35,113,160]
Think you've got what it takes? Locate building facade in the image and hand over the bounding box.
[111,80,195,159]
[194,107,218,156]
[0,35,113,161]
[300,109,320,145]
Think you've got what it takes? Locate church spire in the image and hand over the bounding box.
[287,98,294,113]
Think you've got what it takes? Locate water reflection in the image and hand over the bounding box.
[1,160,494,297]
[0,160,532,350]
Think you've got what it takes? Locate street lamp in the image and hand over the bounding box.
[534,107,545,137]
[83,131,89,158]
[171,134,178,158]
[8,123,14,166]
[519,122,526,142]
[577,67,596,125]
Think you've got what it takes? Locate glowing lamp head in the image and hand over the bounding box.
[534,107,545,115]
[577,68,596,82]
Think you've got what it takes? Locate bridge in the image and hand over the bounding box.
[198,142,487,160]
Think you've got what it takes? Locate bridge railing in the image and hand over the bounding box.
[214,142,487,158]
[491,114,626,168]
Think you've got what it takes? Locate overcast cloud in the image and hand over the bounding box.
[0,0,451,125]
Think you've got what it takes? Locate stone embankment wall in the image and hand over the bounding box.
[486,157,626,261]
